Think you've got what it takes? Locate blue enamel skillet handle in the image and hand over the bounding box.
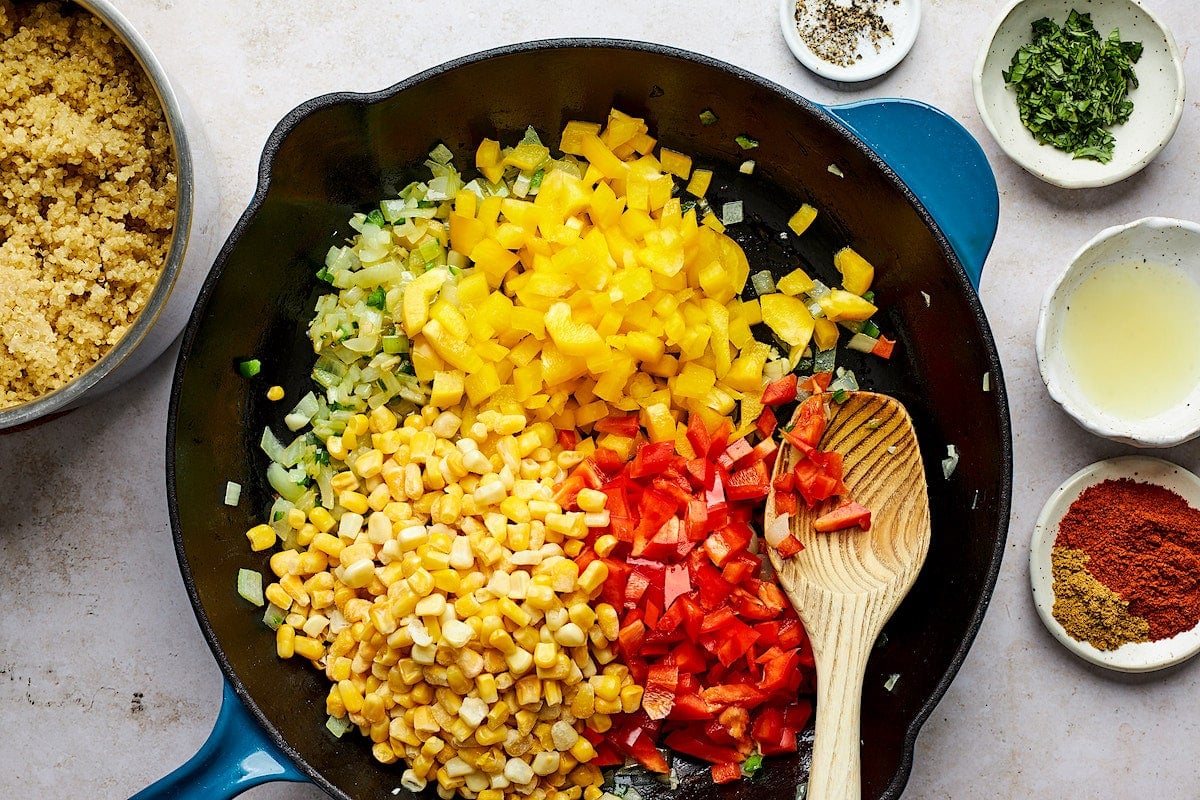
[824,98,1000,290]
[129,682,305,798]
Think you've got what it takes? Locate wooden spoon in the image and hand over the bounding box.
[764,391,931,800]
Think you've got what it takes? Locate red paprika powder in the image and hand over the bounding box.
[1055,478,1200,641]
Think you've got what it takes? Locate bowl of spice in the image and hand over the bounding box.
[779,0,920,82]
[1037,217,1200,448]
[973,0,1183,188]
[1031,456,1200,672]
[0,0,220,430]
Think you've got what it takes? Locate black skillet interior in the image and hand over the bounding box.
[168,40,1011,800]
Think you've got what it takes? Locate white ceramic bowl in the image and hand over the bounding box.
[0,0,220,431]
[1037,217,1200,448]
[973,0,1183,189]
[779,0,921,82]
[1030,456,1200,673]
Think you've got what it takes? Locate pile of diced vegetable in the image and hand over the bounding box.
[235,108,894,800]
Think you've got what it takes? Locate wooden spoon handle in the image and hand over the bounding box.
[805,593,878,800]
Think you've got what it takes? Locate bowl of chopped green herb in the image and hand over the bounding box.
[973,0,1183,189]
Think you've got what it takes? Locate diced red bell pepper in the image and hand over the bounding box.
[725,460,770,501]
[759,649,803,695]
[776,617,805,650]
[813,500,873,532]
[590,446,627,476]
[774,533,804,558]
[617,618,646,660]
[702,617,760,667]
[783,698,814,731]
[784,395,829,450]
[686,412,713,458]
[630,439,677,479]
[709,418,733,458]
[761,373,798,406]
[772,490,799,516]
[755,581,788,615]
[701,682,768,708]
[631,489,680,556]
[669,689,715,720]
[872,334,896,359]
[551,474,586,509]
[702,522,752,568]
[720,551,759,585]
[670,640,708,674]
[663,730,743,765]
[718,705,750,741]
[595,413,640,438]
[755,406,778,439]
[643,662,679,720]
[663,562,692,610]
[793,449,846,507]
[624,569,651,608]
[699,605,737,635]
[711,761,742,784]
[799,371,833,394]
[717,437,754,470]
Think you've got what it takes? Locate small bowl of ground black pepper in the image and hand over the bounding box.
[1030,456,1200,673]
[779,0,920,82]
[973,0,1183,189]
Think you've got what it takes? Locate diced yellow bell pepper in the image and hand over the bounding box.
[464,363,502,405]
[813,318,840,351]
[777,267,815,296]
[429,298,469,341]
[787,203,817,236]
[833,246,875,296]
[430,371,464,409]
[760,293,815,351]
[640,402,675,443]
[504,140,550,173]
[476,138,504,184]
[671,362,716,401]
[723,340,771,392]
[658,147,692,179]
[401,267,449,336]
[422,319,484,373]
[560,120,603,157]
[818,288,878,322]
[686,168,713,198]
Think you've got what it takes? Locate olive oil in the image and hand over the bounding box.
[1061,261,1200,420]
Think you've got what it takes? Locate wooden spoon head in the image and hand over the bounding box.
[766,391,931,633]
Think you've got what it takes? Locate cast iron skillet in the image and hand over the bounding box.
[153,39,1010,800]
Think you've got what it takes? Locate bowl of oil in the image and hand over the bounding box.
[1037,217,1200,447]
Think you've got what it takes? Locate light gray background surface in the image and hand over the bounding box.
[4,0,1200,797]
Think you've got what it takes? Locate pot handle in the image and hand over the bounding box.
[824,98,999,290]
[129,682,306,798]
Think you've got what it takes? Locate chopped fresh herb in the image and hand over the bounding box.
[861,290,875,304]
[315,267,333,284]
[734,134,759,150]
[741,752,765,778]
[699,109,718,126]
[273,509,284,522]
[1003,9,1142,163]
[831,388,849,404]
[529,169,545,192]
[448,265,462,276]
[365,208,386,227]
[238,359,261,378]
[313,447,331,466]
[366,287,386,309]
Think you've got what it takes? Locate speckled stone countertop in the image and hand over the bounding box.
[4,0,1200,797]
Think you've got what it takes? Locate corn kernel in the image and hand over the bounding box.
[575,489,607,513]
[293,635,324,661]
[246,523,275,552]
[275,624,296,658]
[619,684,644,714]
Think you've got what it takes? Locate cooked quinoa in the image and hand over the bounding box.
[0,1,176,408]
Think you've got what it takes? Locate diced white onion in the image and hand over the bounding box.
[942,444,960,480]
[764,513,791,547]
